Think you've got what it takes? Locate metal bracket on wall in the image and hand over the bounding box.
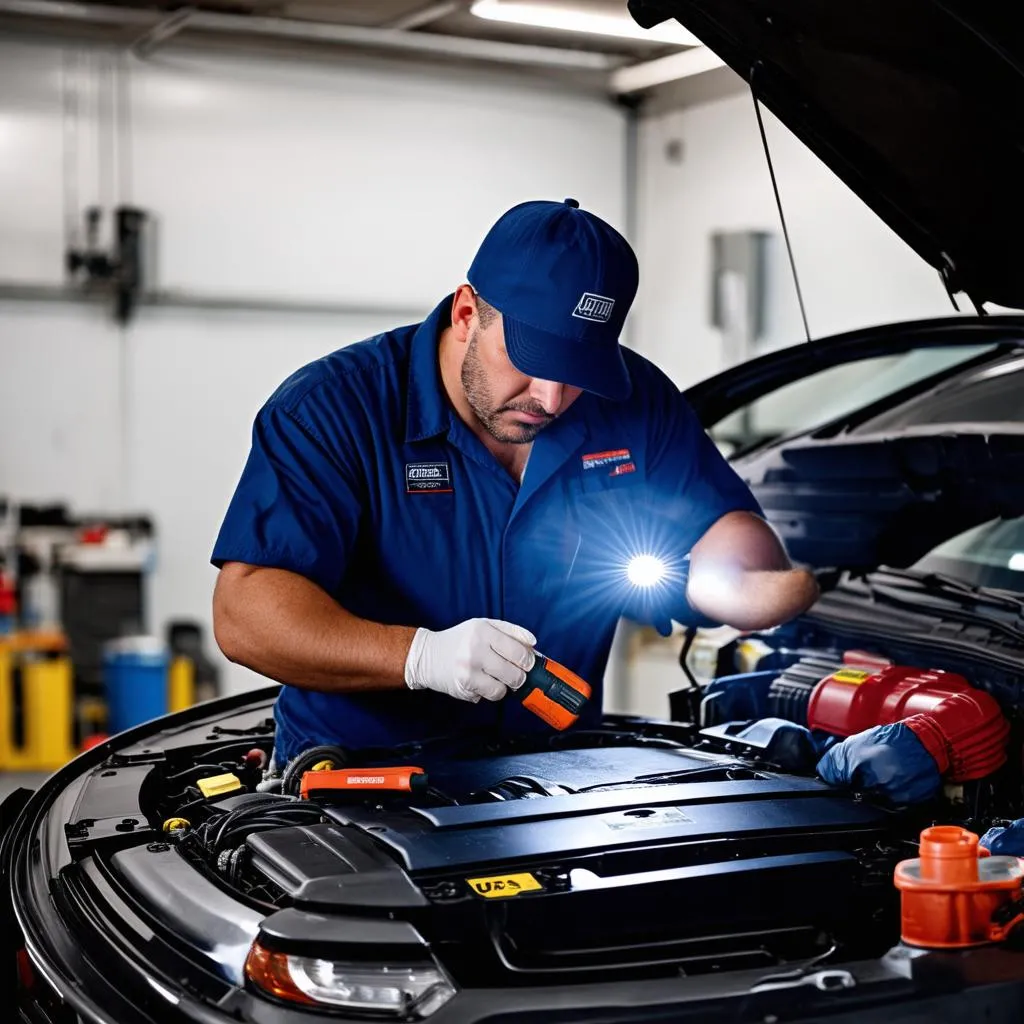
[129,6,196,59]
[65,206,147,325]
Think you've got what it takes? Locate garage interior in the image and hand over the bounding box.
[0,0,961,793]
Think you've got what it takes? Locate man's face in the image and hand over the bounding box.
[461,314,583,445]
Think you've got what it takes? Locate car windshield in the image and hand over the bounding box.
[852,353,1024,433]
[912,516,1024,595]
[709,344,997,456]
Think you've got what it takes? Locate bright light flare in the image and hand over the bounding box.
[470,0,700,46]
[626,554,667,588]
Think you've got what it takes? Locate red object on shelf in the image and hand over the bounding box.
[808,664,1009,782]
[0,572,15,618]
[79,524,109,545]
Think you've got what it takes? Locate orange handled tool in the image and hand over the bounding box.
[517,653,591,731]
[300,766,428,799]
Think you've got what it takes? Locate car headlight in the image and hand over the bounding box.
[245,941,457,1018]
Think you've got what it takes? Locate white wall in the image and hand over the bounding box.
[0,37,627,695]
[633,89,960,388]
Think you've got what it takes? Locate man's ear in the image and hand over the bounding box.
[449,284,477,343]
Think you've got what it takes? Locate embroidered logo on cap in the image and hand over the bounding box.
[406,462,453,494]
[572,292,615,323]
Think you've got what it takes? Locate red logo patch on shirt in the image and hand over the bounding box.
[581,448,631,472]
[609,462,635,477]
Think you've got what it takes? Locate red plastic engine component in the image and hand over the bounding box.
[894,826,1024,948]
[807,662,1009,782]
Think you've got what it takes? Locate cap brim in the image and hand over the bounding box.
[503,316,632,402]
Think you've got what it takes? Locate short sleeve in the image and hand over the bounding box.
[622,376,763,632]
[211,397,363,594]
[645,387,763,555]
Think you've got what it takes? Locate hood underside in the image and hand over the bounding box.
[734,426,1024,571]
[628,0,1024,311]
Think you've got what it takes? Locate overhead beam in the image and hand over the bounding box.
[386,1,461,31]
[611,45,725,95]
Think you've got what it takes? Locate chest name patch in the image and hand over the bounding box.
[405,461,453,494]
[582,448,632,472]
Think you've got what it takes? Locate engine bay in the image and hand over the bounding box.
[100,616,1024,989]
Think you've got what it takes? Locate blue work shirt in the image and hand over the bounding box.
[212,296,761,761]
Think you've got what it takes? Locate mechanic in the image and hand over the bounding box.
[210,198,820,766]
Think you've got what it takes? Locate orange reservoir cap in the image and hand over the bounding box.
[894,826,1024,948]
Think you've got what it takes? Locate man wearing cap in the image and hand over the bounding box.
[211,198,818,763]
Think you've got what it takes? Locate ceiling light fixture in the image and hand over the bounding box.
[470,0,700,47]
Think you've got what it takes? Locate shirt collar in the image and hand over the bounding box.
[405,294,455,444]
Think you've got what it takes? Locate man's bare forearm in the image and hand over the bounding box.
[212,562,417,692]
[686,510,820,630]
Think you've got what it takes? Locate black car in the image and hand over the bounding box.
[7,2,1024,1022]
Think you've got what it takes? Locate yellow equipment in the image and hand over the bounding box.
[168,655,197,713]
[0,631,204,772]
[0,630,77,771]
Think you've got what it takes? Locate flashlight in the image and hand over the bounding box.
[517,653,591,731]
[626,554,666,588]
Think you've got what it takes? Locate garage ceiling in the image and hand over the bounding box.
[241,0,680,58]
[0,0,735,100]
[0,0,693,63]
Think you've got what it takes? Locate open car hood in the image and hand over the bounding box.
[684,321,1024,572]
[628,0,1024,311]
[732,419,1024,571]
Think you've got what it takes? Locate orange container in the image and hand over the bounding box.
[894,826,1024,948]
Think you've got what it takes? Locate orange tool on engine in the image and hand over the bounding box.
[894,826,1024,948]
[300,766,428,799]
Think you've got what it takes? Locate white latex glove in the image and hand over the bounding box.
[404,618,537,703]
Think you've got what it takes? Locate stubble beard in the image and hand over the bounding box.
[460,331,553,445]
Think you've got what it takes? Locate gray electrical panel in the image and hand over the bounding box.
[709,230,770,366]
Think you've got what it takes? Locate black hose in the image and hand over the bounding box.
[205,795,295,844]
[210,802,322,852]
[215,816,323,851]
[213,813,323,851]
[198,740,272,762]
[163,762,236,783]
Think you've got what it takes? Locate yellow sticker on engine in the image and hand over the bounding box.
[466,872,543,898]
[831,668,872,685]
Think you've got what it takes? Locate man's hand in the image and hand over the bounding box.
[404,618,537,703]
[686,511,819,631]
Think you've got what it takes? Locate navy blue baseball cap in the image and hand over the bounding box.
[467,198,638,401]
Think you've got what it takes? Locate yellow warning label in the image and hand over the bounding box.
[831,668,872,685]
[466,872,544,899]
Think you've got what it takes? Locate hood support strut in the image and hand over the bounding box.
[749,62,811,344]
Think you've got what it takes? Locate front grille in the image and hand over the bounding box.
[498,925,823,977]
